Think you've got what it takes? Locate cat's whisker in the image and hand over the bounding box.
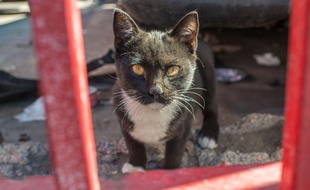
[196,57,205,68]
[130,97,142,114]
[112,91,137,99]
[174,100,196,121]
[174,88,207,98]
[120,52,138,57]
[114,92,139,113]
[112,94,127,99]
[113,96,134,113]
[180,91,205,108]
[182,94,205,109]
[173,88,207,109]
[170,100,183,114]
[128,96,142,113]
[178,94,205,109]
[174,96,195,114]
[180,87,208,92]
[113,89,136,96]
[107,73,118,80]
[121,96,141,124]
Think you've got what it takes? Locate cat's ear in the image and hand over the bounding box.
[169,11,199,54]
[113,9,140,48]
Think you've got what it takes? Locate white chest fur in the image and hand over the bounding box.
[122,91,178,145]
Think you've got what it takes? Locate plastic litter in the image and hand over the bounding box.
[253,52,281,66]
[14,97,45,122]
[15,86,98,122]
[215,68,246,83]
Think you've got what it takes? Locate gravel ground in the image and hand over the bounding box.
[196,113,283,167]
[0,113,283,179]
[0,142,50,178]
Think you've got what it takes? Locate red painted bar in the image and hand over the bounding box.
[1,0,306,189]
[28,0,100,189]
[281,0,310,189]
[0,163,281,190]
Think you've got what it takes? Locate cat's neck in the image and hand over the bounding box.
[120,89,179,144]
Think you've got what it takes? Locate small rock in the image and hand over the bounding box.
[29,142,48,157]
[147,160,161,170]
[100,154,118,163]
[0,143,30,165]
[221,151,271,165]
[198,149,219,166]
[25,165,32,172]
[0,165,14,178]
[15,168,24,177]
[117,138,128,154]
[98,163,118,176]
[271,149,282,161]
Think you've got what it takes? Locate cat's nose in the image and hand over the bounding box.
[149,85,163,96]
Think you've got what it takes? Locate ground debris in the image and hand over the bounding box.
[0,142,50,178]
[0,113,283,178]
[221,113,284,134]
[197,113,283,167]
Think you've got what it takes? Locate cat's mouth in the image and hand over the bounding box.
[122,89,172,110]
[147,102,166,110]
[145,95,172,110]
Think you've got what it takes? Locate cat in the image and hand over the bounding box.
[112,8,219,172]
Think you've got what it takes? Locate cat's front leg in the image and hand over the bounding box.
[122,133,147,173]
[198,101,219,149]
[163,122,191,169]
[163,139,186,169]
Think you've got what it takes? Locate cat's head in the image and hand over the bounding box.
[113,9,199,110]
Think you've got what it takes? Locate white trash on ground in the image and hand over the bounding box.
[253,52,281,66]
[14,97,45,122]
[215,68,246,83]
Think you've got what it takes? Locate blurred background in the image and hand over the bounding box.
[0,0,289,178]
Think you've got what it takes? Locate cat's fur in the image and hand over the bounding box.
[112,9,219,171]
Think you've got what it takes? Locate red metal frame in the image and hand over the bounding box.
[0,0,309,189]
[0,163,281,190]
[281,0,310,189]
[27,0,100,189]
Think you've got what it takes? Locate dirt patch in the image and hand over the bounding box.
[196,113,283,167]
[0,113,283,179]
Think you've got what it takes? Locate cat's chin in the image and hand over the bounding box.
[147,102,166,110]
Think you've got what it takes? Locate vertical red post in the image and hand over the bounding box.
[29,0,100,189]
[281,0,310,189]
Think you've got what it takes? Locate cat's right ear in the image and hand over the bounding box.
[113,9,139,47]
[169,11,199,54]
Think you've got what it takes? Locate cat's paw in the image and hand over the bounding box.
[198,136,218,149]
[122,162,145,174]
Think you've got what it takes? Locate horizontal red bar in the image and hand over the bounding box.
[0,162,281,190]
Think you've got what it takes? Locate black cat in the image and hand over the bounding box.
[112,9,219,172]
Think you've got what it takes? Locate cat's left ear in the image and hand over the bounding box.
[113,9,140,48]
[169,11,199,54]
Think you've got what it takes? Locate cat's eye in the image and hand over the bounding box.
[166,66,180,77]
[131,64,145,75]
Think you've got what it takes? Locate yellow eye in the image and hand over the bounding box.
[166,66,180,77]
[131,64,145,75]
